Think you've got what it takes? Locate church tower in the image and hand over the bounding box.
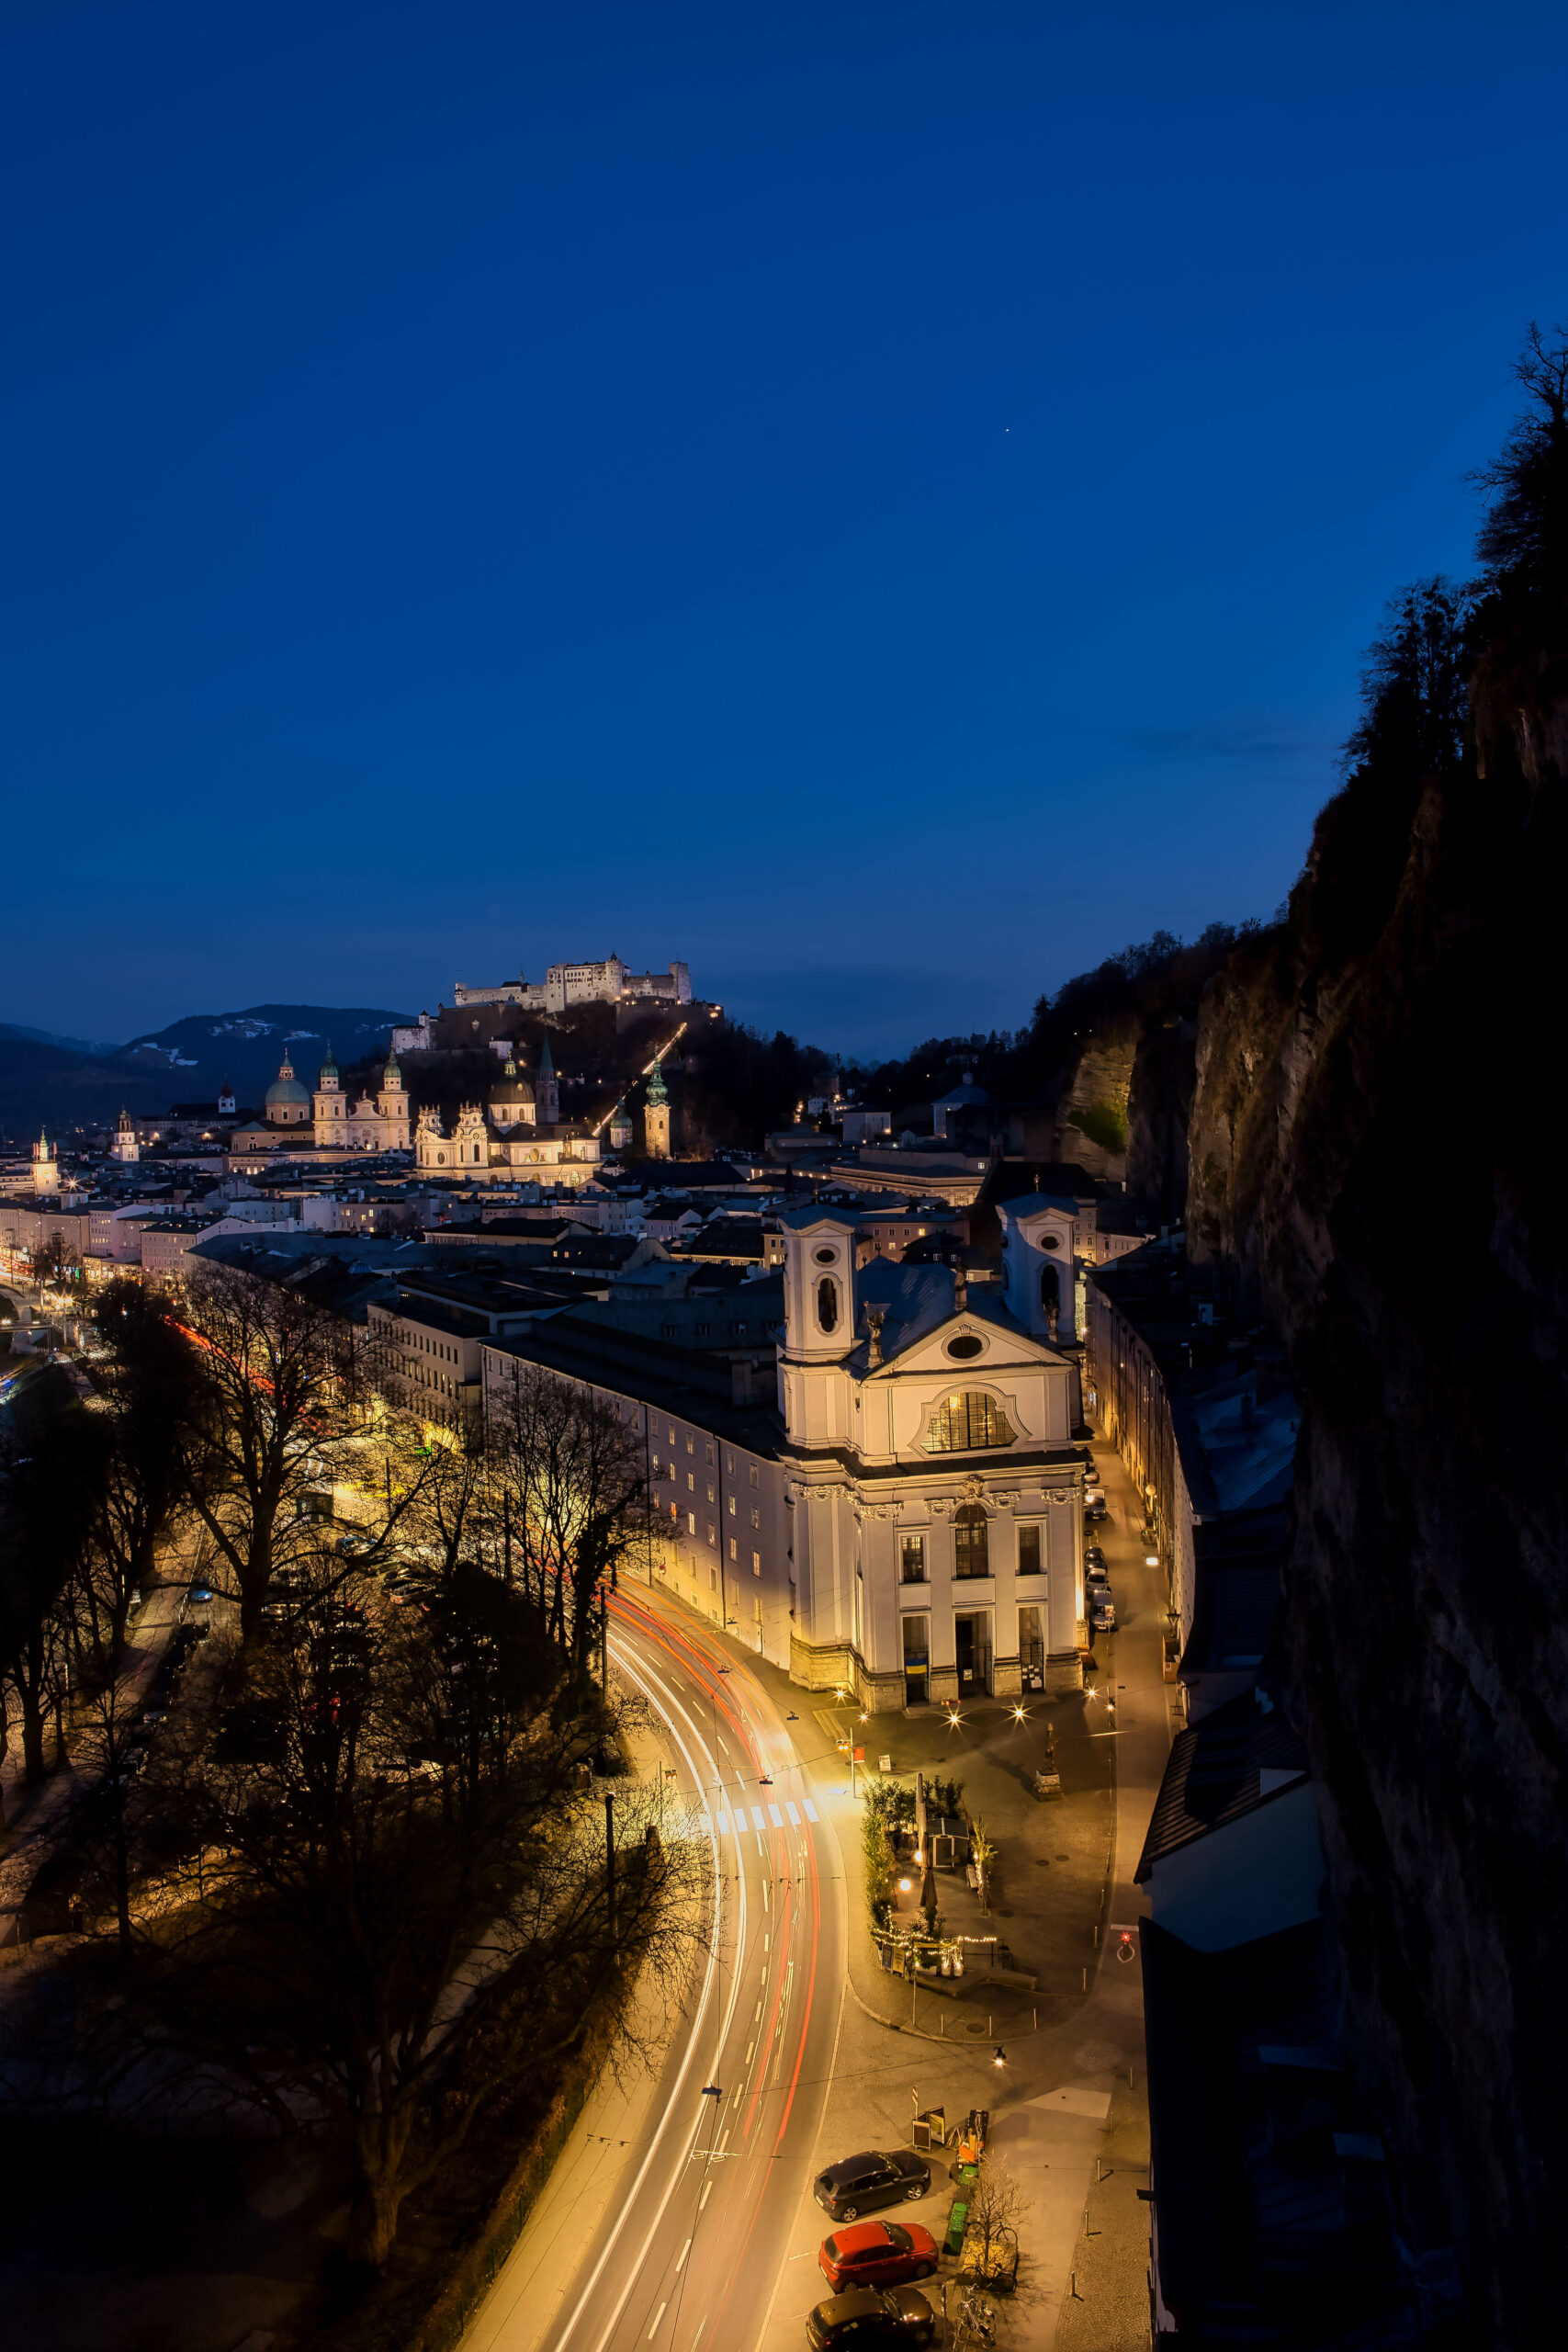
[378,1052,410,1149]
[218,1077,236,1117]
[644,1059,671,1160]
[32,1128,58,1195]
[536,1035,559,1126]
[111,1108,140,1165]
[313,1045,346,1146]
[454,1102,490,1170]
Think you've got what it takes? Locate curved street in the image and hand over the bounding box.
[465,1583,849,2352]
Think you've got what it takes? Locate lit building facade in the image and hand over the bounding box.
[779,1206,1089,1710]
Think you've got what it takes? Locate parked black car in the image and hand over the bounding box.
[814,2150,931,2222]
[807,2287,936,2349]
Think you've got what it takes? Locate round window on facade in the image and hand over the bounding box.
[947,1333,984,1360]
[1040,1233,1063,1252]
[814,1245,838,1265]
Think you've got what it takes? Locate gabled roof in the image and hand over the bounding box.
[847,1260,1046,1375]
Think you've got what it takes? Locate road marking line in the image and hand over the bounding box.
[745,2042,754,2061]
[699,2178,713,2209]
[786,1801,802,1825]
[647,2301,667,2338]
[717,1810,731,1834]
[750,1805,766,1833]
[719,2129,730,2153]
[676,2239,692,2272]
[753,2002,762,2020]
[768,1803,784,1826]
[804,1798,819,1821]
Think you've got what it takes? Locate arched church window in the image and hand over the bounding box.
[817,1276,839,1332]
[1040,1264,1059,1312]
[953,1504,989,1578]
[924,1392,1015,1453]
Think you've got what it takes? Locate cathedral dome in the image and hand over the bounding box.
[265,1055,310,1114]
[491,1056,536,1107]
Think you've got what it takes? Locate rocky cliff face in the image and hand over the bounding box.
[1171,627,1566,2337]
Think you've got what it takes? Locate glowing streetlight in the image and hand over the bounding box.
[1012,1704,1028,1723]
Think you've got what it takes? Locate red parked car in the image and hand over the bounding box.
[818,2221,941,2291]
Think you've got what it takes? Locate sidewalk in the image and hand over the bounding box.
[758,1420,1174,2352]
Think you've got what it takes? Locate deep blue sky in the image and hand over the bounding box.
[4,3,1564,1056]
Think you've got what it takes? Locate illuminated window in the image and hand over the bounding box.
[728,1495,736,1516]
[707,1522,716,1547]
[923,1393,1015,1453]
[728,1538,738,1561]
[687,1510,696,1535]
[953,1506,990,1579]
[901,1533,926,1583]
[749,1465,759,1488]
[752,1551,761,1575]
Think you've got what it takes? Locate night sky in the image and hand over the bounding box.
[5,2,1565,1056]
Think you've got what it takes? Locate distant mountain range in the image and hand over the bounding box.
[0,1004,412,1142]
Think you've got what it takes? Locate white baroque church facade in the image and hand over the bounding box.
[780,1199,1090,1710]
[311,1046,412,1152]
[412,1039,604,1188]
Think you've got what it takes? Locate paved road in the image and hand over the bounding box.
[467,1582,848,2352]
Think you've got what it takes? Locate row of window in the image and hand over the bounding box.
[665,1499,764,1576]
[899,1517,1044,1582]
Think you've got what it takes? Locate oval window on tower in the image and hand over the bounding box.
[1040,1233,1064,1252]
[947,1333,984,1360]
[814,1246,838,1266]
[817,1276,840,1332]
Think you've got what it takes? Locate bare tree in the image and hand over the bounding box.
[488,1362,655,1672]
[963,2155,1023,2288]
[137,1555,700,2268]
[0,1366,92,1787]
[175,1266,374,1637]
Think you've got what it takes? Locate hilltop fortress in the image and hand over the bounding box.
[449,954,691,1015]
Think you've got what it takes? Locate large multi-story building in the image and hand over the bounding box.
[778,1197,1090,1708]
[452,954,692,1014]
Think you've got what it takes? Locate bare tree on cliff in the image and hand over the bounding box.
[138,1559,698,2270]
[488,1362,655,1671]
[175,1266,368,1638]
[1472,320,1568,598]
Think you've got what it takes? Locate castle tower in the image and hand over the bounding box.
[536,1035,559,1126]
[111,1107,140,1165]
[32,1127,58,1195]
[643,1059,671,1160]
[313,1044,345,1145]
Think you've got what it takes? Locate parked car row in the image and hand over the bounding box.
[808,2155,942,2346]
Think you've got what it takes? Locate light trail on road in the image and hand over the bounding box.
[519,1585,846,2352]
